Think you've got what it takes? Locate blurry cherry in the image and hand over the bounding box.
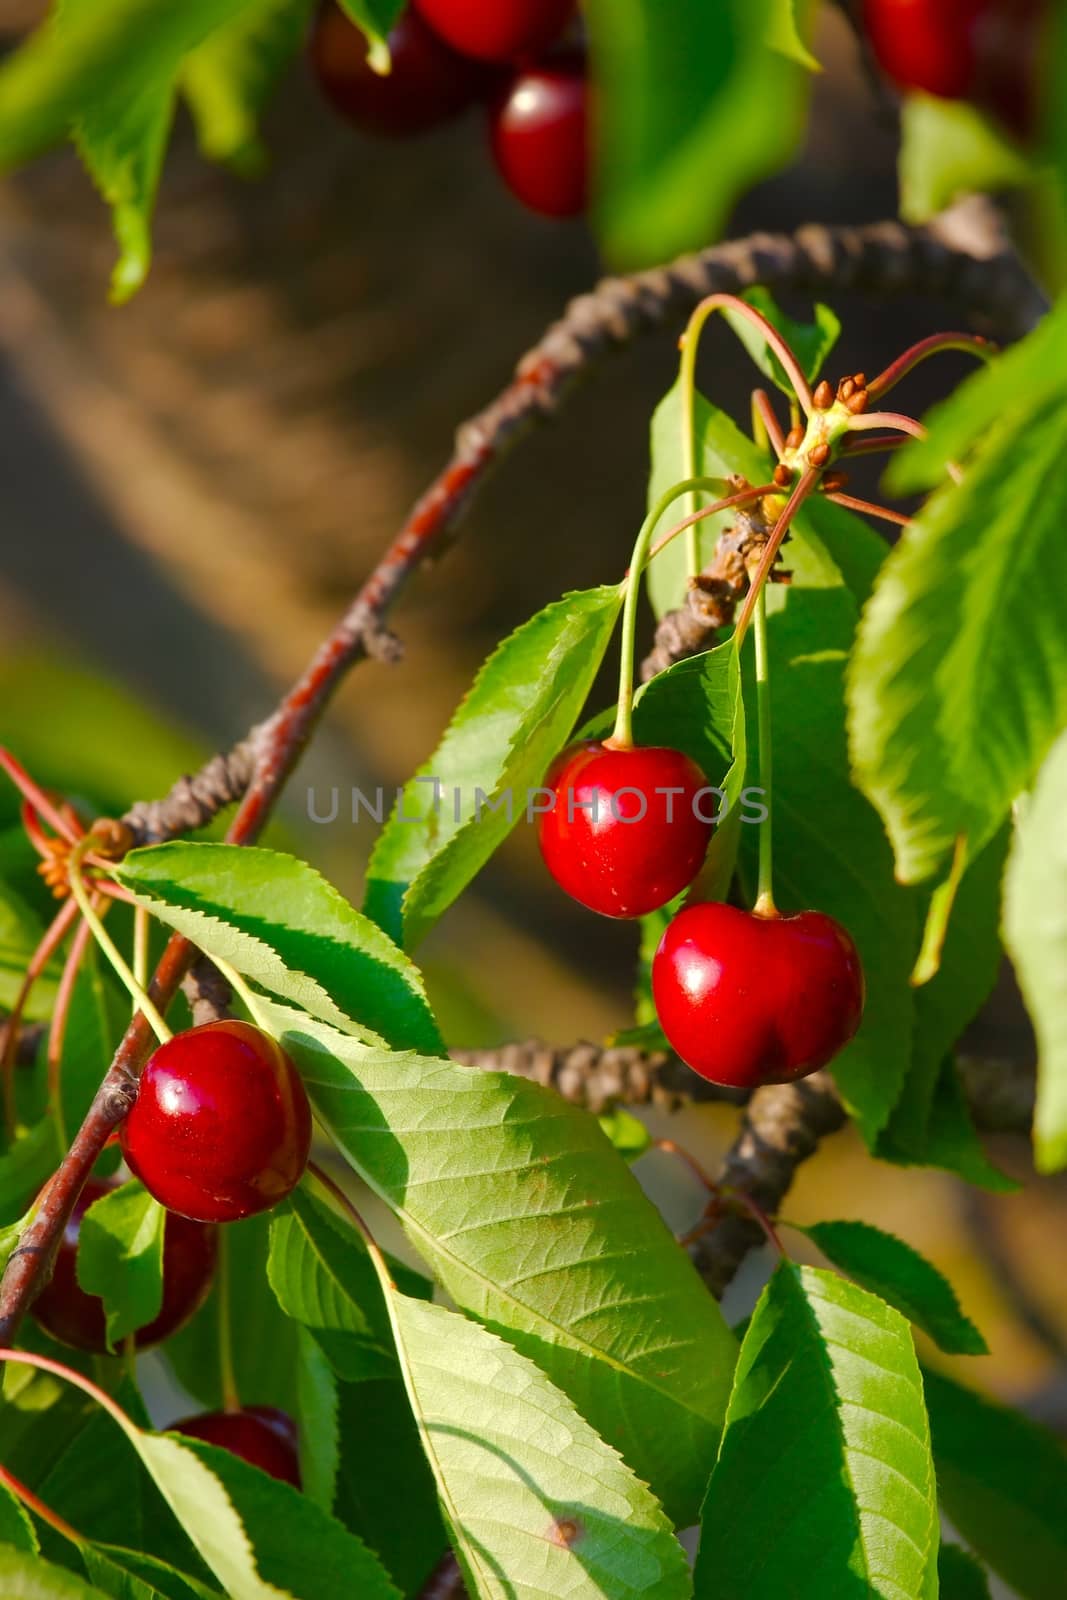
[414,0,574,64]
[311,3,487,137]
[489,53,588,217]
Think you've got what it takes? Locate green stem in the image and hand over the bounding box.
[751,584,776,917]
[67,842,171,1045]
[204,951,268,1028]
[678,314,707,578]
[217,1224,240,1413]
[610,474,751,749]
[133,905,149,1005]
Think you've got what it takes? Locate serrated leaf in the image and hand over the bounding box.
[695,1262,938,1599]
[938,1543,993,1600]
[899,94,1034,223]
[0,1478,38,1554]
[265,1006,737,1526]
[725,289,840,394]
[1004,727,1067,1171]
[0,1118,61,1220]
[182,0,312,174]
[849,389,1067,886]
[925,1367,1067,1600]
[800,1219,987,1355]
[76,1180,165,1350]
[0,1547,111,1599]
[365,586,624,951]
[82,1544,222,1600]
[586,0,808,266]
[117,842,441,1055]
[383,1291,692,1600]
[294,1329,340,1515]
[336,0,404,73]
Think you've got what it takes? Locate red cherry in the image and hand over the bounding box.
[489,53,588,217]
[172,1407,301,1487]
[31,1178,216,1353]
[652,902,865,1088]
[120,1020,312,1224]
[538,741,714,918]
[970,0,1042,140]
[413,0,574,64]
[863,0,987,99]
[310,3,488,137]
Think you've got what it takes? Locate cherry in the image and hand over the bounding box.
[310,3,488,138]
[31,1178,216,1353]
[413,0,574,65]
[488,53,588,217]
[120,1020,312,1225]
[538,741,714,918]
[651,902,865,1088]
[172,1407,301,1487]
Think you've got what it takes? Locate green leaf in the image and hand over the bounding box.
[0,1478,38,1555]
[163,1213,299,1416]
[76,1180,166,1350]
[1004,727,1067,1171]
[335,0,404,73]
[0,1548,111,1599]
[82,1544,222,1600]
[0,881,59,1019]
[118,842,441,1055]
[0,1118,61,1220]
[695,1263,938,1599]
[182,0,313,174]
[55,947,127,1156]
[267,1006,738,1526]
[799,1219,987,1355]
[0,1210,30,1275]
[849,388,1067,886]
[586,0,808,265]
[919,1054,1018,1192]
[925,1366,1067,1600]
[767,0,820,69]
[899,94,1034,223]
[382,1291,691,1600]
[938,1544,993,1600]
[597,1108,652,1162]
[294,1329,340,1516]
[725,289,840,394]
[365,586,624,951]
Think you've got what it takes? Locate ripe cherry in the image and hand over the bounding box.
[31,1178,216,1353]
[652,902,865,1087]
[489,53,588,217]
[310,3,488,137]
[413,0,574,64]
[172,1407,301,1487]
[538,741,714,918]
[120,1020,312,1225]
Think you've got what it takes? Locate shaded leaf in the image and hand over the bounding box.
[938,1543,993,1600]
[294,1329,340,1516]
[183,0,313,173]
[0,1547,111,1599]
[76,1180,165,1350]
[365,587,624,951]
[696,1263,938,1599]
[0,880,59,1020]
[899,94,1033,224]
[55,947,127,1158]
[0,1118,61,1221]
[82,1544,222,1600]
[725,289,840,394]
[800,1219,987,1355]
[0,1479,38,1554]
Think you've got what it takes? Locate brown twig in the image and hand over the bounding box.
[418,1553,467,1600]
[0,213,1046,1340]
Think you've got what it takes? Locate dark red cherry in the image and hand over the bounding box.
[652,902,865,1087]
[172,1407,301,1487]
[538,741,714,918]
[970,0,1043,140]
[120,1020,312,1225]
[413,0,574,64]
[863,0,987,99]
[31,1178,216,1353]
[310,3,488,137]
[489,53,588,217]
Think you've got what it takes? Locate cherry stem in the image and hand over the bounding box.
[733,469,821,648]
[612,475,763,748]
[643,482,777,567]
[0,1460,86,1548]
[848,409,964,484]
[751,388,786,459]
[751,583,776,916]
[720,1185,787,1256]
[0,750,83,847]
[0,1347,136,1438]
[217,1224,240,1414]
[656,1141,787,1257]
[1,897,79,1139]
[66,840,172,1046]
[867,331,995,401]
[680,293,815,418]
[838,433,907,457]
[47,912,95,1148]
[205,951,266,1028]
[824,491,911,528]
[307,1161,392,1286]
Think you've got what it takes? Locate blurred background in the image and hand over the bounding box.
[0,0,1061,1475]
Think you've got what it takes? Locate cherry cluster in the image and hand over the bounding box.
[864,0,1044,141]
[310,0,588,218]
[32,1018,311,1486]
[538,742,865,1091]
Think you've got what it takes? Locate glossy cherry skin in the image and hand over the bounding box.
[652,902,865,1088]
[489,54,588,217]
[310,3,488,137]
[120,1020,312,1224]
[172,1407,301,1487]
[31,1178,216,1353]
[538,741,714,918]
[413,0,574,64]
